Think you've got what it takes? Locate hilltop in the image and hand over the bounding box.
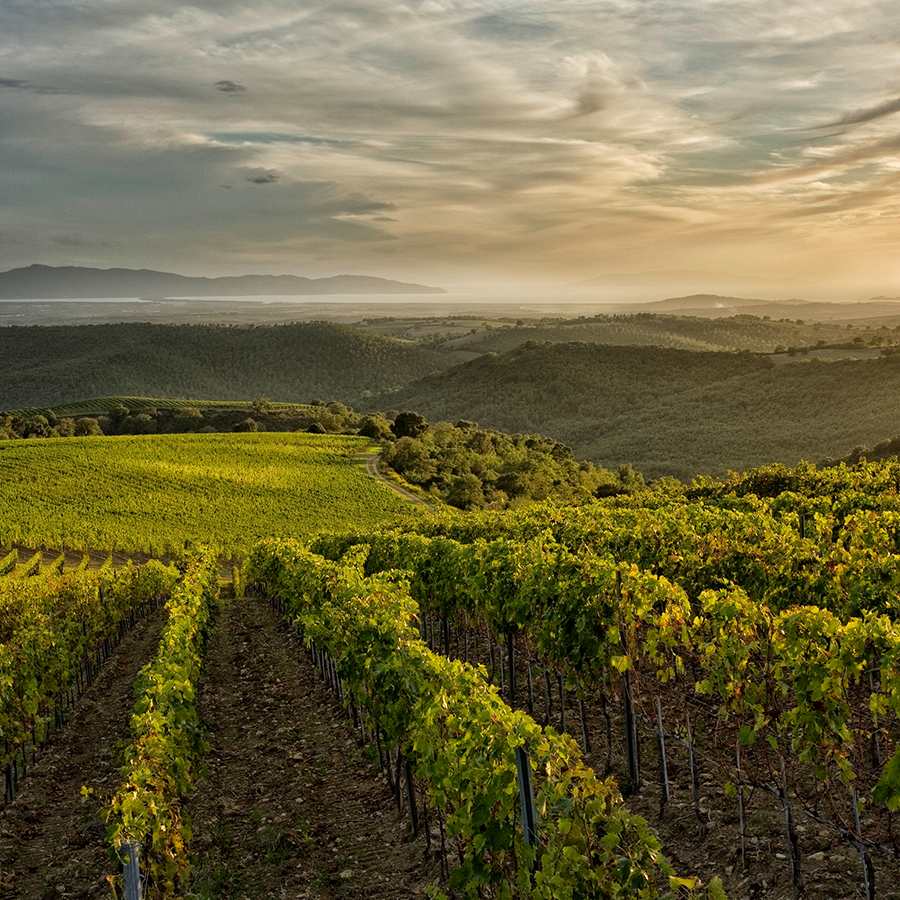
[0,264,446,299]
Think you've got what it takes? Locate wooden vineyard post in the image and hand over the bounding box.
[393,744,403,810]
[851,786,876,900]
[403,756,419,838]
[489,634,496,681]
[543,665,552,727]
[869,664,883,770]
[622,665,639,794]
[579,698,591,756]
[685,715,700,825]
[375,727,385,773]
[122,841,143,900]
[507,632,516,705]
[655,696,669,814]
[779,757,804,899]
[558,673,566,732]
[4,742,15,802]
[618,575,640,794]
[421,791,432,855]
[600,691,613,773]
[736,738,747,869]
[515,747,538,847]
[526,661,534,715]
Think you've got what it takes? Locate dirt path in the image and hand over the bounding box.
[0,608,168,900]
[187,592,439,899]
[362,453,433,511]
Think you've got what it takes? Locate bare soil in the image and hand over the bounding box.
[186,592,440,899]
[0,587,441,900]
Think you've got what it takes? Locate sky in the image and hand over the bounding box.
[2,0,900,298]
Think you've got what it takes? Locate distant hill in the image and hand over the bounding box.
[363,342,900,480]
[642,294,781,311]
[0,264,446,299]
[0,322,457,409]
[444,313,850,354]
[566,270,817,302]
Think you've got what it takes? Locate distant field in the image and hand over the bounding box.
[0,432,418,555]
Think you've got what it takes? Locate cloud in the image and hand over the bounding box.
[214,79,246,93]
[0,76,73,95]
[829,96,900,128]
[245,169,280,184]
[0,0,899,290]
[52,234,112,248]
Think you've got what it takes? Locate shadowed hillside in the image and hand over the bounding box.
[365,342,900,479]
[369,342,773,433]
[0,322,457,409]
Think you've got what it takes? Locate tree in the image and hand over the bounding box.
[445,474,485,510]
[74,417,103,437]
[391,411,427,439]
[358,414,393,440]
[383,436,436,484]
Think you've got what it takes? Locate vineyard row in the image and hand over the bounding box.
[245,538,726,900]
[105,548,219,899]
[0,561,179,802]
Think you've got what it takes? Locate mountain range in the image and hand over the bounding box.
[0,265,446,299]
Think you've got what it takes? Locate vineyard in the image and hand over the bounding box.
[0,432,419,555]
[285,458,900,899]
[5,455,900,897]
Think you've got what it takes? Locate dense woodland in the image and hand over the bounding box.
[370,341,900,479]
[0,315,883,413]
[0,321,456,409]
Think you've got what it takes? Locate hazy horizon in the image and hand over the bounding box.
[3,2,900,299]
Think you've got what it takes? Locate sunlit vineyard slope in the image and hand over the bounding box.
[0,432,418,555]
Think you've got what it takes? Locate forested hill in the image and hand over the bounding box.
[365,342,900,480]
[371,342,774,432]
[0,322,457,409]
[446,313,856,354]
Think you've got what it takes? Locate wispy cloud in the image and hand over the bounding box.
[214,79,246,93]
[245,168,280,184]
[830,96,900,128]
[0,0,898,293]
